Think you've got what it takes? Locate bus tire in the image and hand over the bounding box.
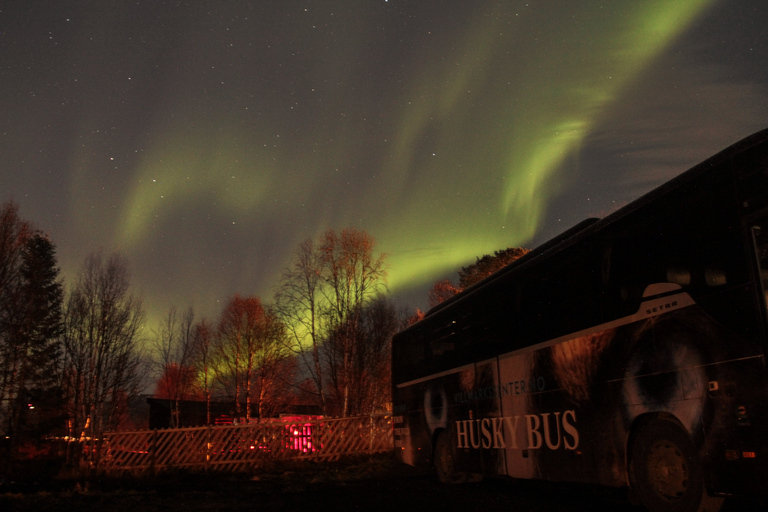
[434,430,467,484]
[628,419,705,512]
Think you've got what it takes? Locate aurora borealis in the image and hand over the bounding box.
[2,1,767,324]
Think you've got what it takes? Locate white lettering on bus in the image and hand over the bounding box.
[453,377,547,404]
[492,417,506,448]
[502,415,521,449]
[562,410,579,450]
[456,410,579,451]
[526,414,542,449]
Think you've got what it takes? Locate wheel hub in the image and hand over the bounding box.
[647,439,689,501]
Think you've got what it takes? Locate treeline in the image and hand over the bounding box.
[0,200,408,469]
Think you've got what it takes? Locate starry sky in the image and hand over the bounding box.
[2,1,767,327]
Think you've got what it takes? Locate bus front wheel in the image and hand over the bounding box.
[434,430,467,484]
[628,419,706,512]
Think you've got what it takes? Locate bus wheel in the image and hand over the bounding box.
[434,430,467,484]
[629,420,705,512]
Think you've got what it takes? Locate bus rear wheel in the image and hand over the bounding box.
[629,419,705,512]
[434,430,467,484]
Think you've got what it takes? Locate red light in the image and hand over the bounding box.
[743,451,757,459]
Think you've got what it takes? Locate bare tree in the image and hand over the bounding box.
[151,306,199,427]
[276,228,388,417]
[325,295,403,416]
[274,238,327,413]
[192,319,215,425]
[60,252,146,446]
[214,295,291,422]
[249,306,294,419]
[319,228,387,417]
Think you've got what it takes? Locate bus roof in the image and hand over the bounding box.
[418,126,768,322]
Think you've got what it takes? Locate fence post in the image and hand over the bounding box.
[150,429,157,475]
[206,424,211,472]
[369,415,374,452]
[313,420,321,461]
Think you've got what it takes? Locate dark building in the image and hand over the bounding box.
[146,398,323,429]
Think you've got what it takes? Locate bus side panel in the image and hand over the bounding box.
[395,301,768,493]
[497,344,604,483]
[394,368,483,473]
[495,304,732,488]
[520,308,718,488]
[393,381,432,467]
[496,352,537,479]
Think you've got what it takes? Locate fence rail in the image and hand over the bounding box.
[98,414,392,474]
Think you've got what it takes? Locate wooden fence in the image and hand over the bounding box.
[96,414,392,474]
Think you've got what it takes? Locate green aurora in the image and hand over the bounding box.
[6,0,766,329]
[114,1,714,307]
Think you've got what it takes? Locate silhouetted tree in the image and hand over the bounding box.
[151,306,199,427]
[214,295,291,421]
[12,235,64,435]
[325,295,405,416]
[274,238,328,413]
[428,279,461,309]
[428,247,530,308]
[192,319,215,424]
[277,228,388,417]
[0,203,64,475]
[0,202,31,438]
[60,252,146,447]
[0,229,63,469]
[458,247,530,289]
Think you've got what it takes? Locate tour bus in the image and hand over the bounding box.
[392,128,768,512]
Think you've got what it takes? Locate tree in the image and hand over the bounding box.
[319,229,388,416]
[0,202,31,436]
[214,295,291,421]
[325,295,404,416]
[428,247,530,307]
[151,306,200,428]
[192,319,215,424]
[12,235,64,434]
[458,247,530,289]
[274,238,327,413]
[0,227,63,469]
[60,252,146,446]
[427,279,461,309]
[276,228,388,417]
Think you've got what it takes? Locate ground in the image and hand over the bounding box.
[0,453,761,511]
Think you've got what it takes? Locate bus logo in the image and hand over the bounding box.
[456,410,579,451]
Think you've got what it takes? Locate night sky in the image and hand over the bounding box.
[2,1,767,326]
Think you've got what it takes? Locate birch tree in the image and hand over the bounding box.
[274,238,327,413]
[152,306,199,427]
[192,318,215,424]
[276,228,387,417]
[60,252,145,443]
[215,295,290,421]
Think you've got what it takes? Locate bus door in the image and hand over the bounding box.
[471,358,506,477]
[496,351,538,479]
[751,222,768,318]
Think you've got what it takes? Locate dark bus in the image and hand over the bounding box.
[392,128,768,512]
